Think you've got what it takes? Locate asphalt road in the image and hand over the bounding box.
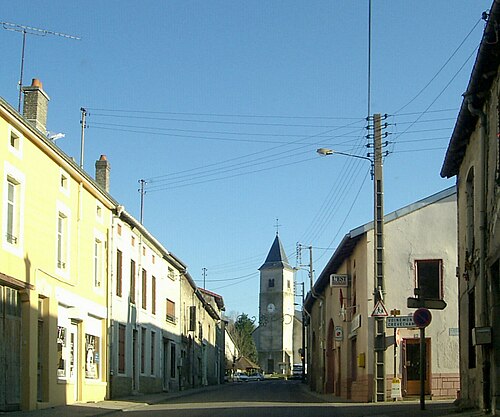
[105,380,457,417]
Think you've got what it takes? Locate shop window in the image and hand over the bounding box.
[85,334,100,379]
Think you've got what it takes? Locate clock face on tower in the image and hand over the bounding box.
[267,303,275,314]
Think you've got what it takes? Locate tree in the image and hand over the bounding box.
[227,313,258,363]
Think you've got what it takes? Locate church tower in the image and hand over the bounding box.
[257,234,295,374]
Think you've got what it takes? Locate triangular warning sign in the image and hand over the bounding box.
[371,300,389,317]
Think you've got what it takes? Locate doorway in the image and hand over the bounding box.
[132,329,138,391]
[0,286,21,411]
[403,338,431,396]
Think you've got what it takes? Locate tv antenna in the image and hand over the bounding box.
[0,21,81,111]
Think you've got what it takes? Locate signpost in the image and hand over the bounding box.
[412,308,432,410]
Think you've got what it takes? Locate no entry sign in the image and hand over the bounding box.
[413,308,432,328]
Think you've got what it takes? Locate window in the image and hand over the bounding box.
[3,165,24,256]
[118,324,126,373]
[96,205,102,219]
[152,254,155,264]
[466,168,475,255]
[142,268,147,309]
[10,130,20,150]
[142,246,146,256]
[168,267,175,281]
[117,223,122,236]
[151,276,156,315]
[287,280,291,289]
[151,331,155,375]
[57,326,67,378]
[94,238,103,287]
[85,333,100,379]
[268,278,275,288]
[6,178,19,245]
[131,236,135,247]
[188,305,196,331]
[59,169,69,195]
[166,299,176,323]
[130,260,136,304]
[57,212,68,270]
[415,259,442,300]
[8,128,22,157]
[116,250,123,297]
[141,327,146,373]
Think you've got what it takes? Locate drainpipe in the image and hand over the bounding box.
[466,96,491,412]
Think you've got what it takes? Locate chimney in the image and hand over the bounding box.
[22,79,50,135]
[95,155,111,192]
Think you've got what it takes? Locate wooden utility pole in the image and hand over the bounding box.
[372,113,386,402]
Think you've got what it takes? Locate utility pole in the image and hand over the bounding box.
[138,179,147,224]
[202,268,207,289]
[80,108,87,169]
[372,113,386,402]
[0,22,80,111]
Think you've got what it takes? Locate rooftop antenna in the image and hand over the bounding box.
[0,21,81,112]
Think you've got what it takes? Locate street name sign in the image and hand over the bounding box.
[386,315,416,328]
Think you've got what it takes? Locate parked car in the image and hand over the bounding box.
[247,372,265,381]
[234,372,249,382]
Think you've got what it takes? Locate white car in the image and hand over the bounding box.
[247,372,265,381]
[234,372,249,382]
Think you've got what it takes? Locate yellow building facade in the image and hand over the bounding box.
[0,82,115,411]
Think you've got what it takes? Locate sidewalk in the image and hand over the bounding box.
[0,383,488,417]
[0,385,220,417]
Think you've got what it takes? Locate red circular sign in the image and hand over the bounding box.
[413,308,432,328]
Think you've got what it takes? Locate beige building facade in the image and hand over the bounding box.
[0,81,115,410]
[305,188,459,401]
[441,1,500,411]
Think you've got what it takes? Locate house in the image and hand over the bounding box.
[109,207,184,397]
[0,80,116,410]
[178,274,225,389]
[305,187,459,401]
[441,1,500,412]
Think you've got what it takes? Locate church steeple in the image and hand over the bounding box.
[259,235,291,270]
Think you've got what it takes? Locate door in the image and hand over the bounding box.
[0,286,21,411]
[132,329,138,391]
[163,339,169,391]
[69,322,79,401]
[403,338,431,396]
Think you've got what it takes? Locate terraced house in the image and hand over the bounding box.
[0,80,225,411]
[0,80,115,411]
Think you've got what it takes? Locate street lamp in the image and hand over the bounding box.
[316,148,374,178]
[316,114,387,402]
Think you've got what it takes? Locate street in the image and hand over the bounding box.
[100,380,457,417]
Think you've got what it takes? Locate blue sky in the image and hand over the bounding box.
[0,1,491,321]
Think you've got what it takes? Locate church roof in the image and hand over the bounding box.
[259,235,292,270]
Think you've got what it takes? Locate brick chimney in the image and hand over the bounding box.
[22,79,50,135]
[95,155,110,192]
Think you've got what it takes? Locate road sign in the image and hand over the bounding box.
[386,315,416,328]
[407,297,447,310]
[330,274,348,287]
[413,308,432,328]
[371,300,388,317]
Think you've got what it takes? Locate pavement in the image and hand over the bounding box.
[0,383,489,417]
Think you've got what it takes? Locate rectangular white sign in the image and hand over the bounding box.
[386,315,416,328]
[330,274,348,287]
